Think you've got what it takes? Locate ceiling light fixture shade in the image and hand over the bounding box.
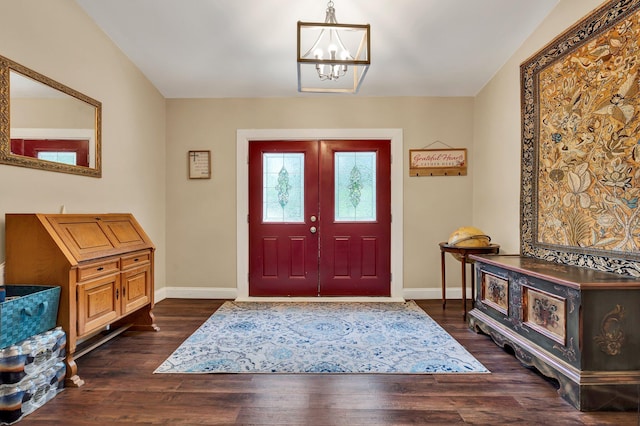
[297,1,370,94]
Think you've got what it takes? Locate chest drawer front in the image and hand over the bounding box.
[121,251,151,270]
[77,259,120,282]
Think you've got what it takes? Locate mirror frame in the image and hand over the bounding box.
[0,54,102,177]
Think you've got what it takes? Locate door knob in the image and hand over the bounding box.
[310,226,317,234]
[310,215,317,222]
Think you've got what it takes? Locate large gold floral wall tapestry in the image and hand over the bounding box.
[521,0,640,277]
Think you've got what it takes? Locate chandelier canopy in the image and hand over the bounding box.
[297,1,370,93]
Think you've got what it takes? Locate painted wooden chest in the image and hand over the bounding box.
[468,254,640,411]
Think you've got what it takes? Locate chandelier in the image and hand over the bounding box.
[297,1,370,93]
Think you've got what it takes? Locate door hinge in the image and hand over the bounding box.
[247,214,250,223]
[390,273,392,282]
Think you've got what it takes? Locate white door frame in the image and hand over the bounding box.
[236,129,404,302]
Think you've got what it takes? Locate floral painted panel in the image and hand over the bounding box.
[523,286,566,345]
[521,0,640,276]
[481,272,509,315]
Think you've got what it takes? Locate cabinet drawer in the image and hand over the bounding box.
[77,259,120,282]
[121,251,150,270]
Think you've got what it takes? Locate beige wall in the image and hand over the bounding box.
[1,0,610,298]
[473,0,605,255]
[12,98,95,129]
[166,97,475,295]
[167,0,612,296]
[0,0,167,289]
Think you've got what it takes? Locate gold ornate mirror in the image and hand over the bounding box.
[0,54,101,177]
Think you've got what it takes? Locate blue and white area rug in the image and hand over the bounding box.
[154,301,488,374]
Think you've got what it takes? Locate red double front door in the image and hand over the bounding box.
[248,140,391,297]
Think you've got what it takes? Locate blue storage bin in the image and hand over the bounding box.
[0,286,61,349]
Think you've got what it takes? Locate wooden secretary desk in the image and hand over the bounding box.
[5,213,159,387]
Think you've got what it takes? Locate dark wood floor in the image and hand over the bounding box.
[19,299,640,425]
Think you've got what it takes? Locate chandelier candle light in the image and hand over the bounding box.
[297,1,370,93]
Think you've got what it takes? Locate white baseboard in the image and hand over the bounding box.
[0,263,4,286]
[155,286,466,302]
[155,286,238,303]
[403,287,470,300]
[403,288,440,300]
[235,296,406,302]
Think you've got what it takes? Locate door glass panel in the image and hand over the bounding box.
[262,153,304,223]
[335,151,376,222]
[37,151,77,165]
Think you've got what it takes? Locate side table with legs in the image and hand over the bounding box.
[439,242,500,320]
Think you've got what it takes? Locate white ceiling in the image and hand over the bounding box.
[74,0,559,98]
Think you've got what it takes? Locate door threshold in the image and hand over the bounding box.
[235,296,406,302]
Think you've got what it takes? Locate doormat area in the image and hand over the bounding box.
[154,301,489,374]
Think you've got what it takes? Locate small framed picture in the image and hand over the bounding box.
[188,150,211,179]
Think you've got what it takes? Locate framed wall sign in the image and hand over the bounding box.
[188,150,211,179]
[409,148,467,176]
